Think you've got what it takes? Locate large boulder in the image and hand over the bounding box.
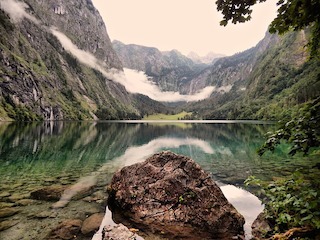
[108,151,245,239]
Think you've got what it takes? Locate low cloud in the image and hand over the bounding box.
[51,28,217,102]
[1,2,218,102]
[51,28,103,69]
[120,69,216,102]
[0,0,39,23]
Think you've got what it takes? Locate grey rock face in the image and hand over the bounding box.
[25,0,122,69]
[108,151,245,239]
[112,40,208,94]
[0,1,138,120]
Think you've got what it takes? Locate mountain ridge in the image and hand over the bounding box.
[112,40,209,94]
[187,51,225,64]
[0,0,141,120]
[0,0,318,121]
[183,30,319,120]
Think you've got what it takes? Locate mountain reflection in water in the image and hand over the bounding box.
[1,121,316,240]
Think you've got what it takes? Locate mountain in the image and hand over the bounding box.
[183,30,320,120]
[187,51,225,64]
[182,32,280,95]
[112,40,208,94]
[1,0,318,121]
[0,0,141,120]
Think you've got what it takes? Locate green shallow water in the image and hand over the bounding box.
[0,121,318,239]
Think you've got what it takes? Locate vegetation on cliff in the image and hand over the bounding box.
[184,30,319,120]
[0,1,139,120]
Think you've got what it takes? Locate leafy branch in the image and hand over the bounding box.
[245,173,320,235]
[258,97,320,156]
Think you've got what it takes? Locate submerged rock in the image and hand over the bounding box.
[108,151,245,239]
[0,207,20,218]
[30,185,67,201]
[102,224,143,240]
[0,192,11,198]
[81,213,104,236]
[0,219,19,231]
[46,219,82,240]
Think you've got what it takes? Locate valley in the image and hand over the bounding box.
[0,1,319,240]
[0,0,319,121]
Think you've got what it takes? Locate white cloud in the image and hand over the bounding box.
[0,1,223,103]
[50,29,218,102]
[114,137,215,167]
[121,68,216,102]
[0,0,39,23]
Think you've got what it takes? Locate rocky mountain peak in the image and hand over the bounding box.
[24,0,122,69]
[187,51,225,64]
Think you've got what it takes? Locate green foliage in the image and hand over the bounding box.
[95,105,139,120]
[63,52,81,72]
[216,0,266,25]
[269,1,320,58]
[95,107,118,120]
[186,32,320,121]
[143,111,190,120]
[258,98,320,156]
[4,102,42,121]
[133,94,172,117]
[247,97,320,238]
[178,191,196,204]
[245,172,320,234]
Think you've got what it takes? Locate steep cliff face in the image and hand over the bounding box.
[112,40,208,93]
[182,32,280,94]
[0,0,139,120]
[26,0,122,69]
[184,30,319,120]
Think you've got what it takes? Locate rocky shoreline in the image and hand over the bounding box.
[0,171,110,240]
[1,151,270,240]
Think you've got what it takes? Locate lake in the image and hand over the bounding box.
[0,121,317,239]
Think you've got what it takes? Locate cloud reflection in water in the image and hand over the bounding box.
[52,135,262,239]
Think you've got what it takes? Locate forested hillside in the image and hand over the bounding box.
[184,30,320,120]
[0,0,318,121]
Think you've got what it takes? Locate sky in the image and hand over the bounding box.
[0,0,279,102]
[91,0,278,56]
